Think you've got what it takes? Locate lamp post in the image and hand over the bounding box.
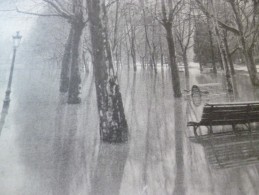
[3,31,22,105]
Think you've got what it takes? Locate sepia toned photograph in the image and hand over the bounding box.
[0,0,259,194]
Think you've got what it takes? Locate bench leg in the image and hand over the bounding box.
[243,123,252,133]
[207,126,213,134]
[232,124,236,132]
[232,124,241,136]
[193,126,198,137]
[210,126,213,134]
[248,122,252,133]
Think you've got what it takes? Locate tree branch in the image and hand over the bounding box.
[42,0,72,19]
[194,0,240,35]
[16,7,63,17]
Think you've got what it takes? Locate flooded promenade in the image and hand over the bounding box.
[1,1,259,195]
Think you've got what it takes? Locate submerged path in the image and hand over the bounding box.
[1,2,259,195]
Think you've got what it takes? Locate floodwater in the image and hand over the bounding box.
[1,2,259,195]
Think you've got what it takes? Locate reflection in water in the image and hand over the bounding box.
[231,76,239,101]
[173,99,185,195]
[185,96,200,127]
[130,73,139,130]
[0,102,10,136]
[160,70,175,193]
[190,131,259,169]
[192,95,202,107]
[52,98,80,195]
[187,72,259,170]
[6,65,259,194]
[14,72,97,195]
[195,73,219,85]
[143,73,157,188]
[90,143,129,195]
[51,76,96,195]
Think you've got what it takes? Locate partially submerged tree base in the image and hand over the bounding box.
[67,97,81,104]
[60,77,70,93]
[101,126,128,143]
[99,77,128,143]
[60,27,73,93]
[88,0,128,143]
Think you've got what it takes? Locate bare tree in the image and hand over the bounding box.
[226,0,259,85]
[206,15,217,73]
[87,0,128,143]
[160,0,183,97]
[209,0,233,92]
[194,0,259,86]
[175,0,194,77]
[17,0,88,103]
[125,1,138,71]
[67,0,86,104]
[194,0,234,92]
[139,0,158,73]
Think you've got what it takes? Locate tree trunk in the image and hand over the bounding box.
[140,56,145,69]
[82,50,90,73]
[67,21,84,104]
[126,4,137,72]
[112,0,120,61]
[60,27,73,93]
[197,50,204,72]
[131,39,137,71]
[229,0,259,85]
[140,0,156,73]
[218,47,224,70]
[215,33,233,93]
[223,34,235,75]
[209,0,233,92]
[128,24,137,71]
[245,49,259,85]
[152,44,157,73]
[159,26,164,69]
[183,51,189,77]
[239,33,259,85]
[87,0,128,143]
[165,24,182,97]
[239,35,259,85]
[161,53,164,68]
[102,1,115,76]
[124,29,130,70]
[207,17,217,74]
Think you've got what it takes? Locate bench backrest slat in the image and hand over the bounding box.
[200,102,259,125]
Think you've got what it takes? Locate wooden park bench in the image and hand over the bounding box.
[187,101,259,136]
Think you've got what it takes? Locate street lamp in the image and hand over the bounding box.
[3,31,22,105]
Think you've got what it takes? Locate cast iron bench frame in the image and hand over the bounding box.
[187,101,259,136]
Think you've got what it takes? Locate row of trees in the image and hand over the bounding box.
[19,0,128,142]
[18,0,259,142]
[193,0,259,91]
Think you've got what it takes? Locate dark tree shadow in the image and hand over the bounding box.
[90,142,129,195]
[130,72,139,129]
[51,78,96,195]
[173,99,185,195]
[189,131,259,169]
[51,97,80,195]
[231,75,239,101]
